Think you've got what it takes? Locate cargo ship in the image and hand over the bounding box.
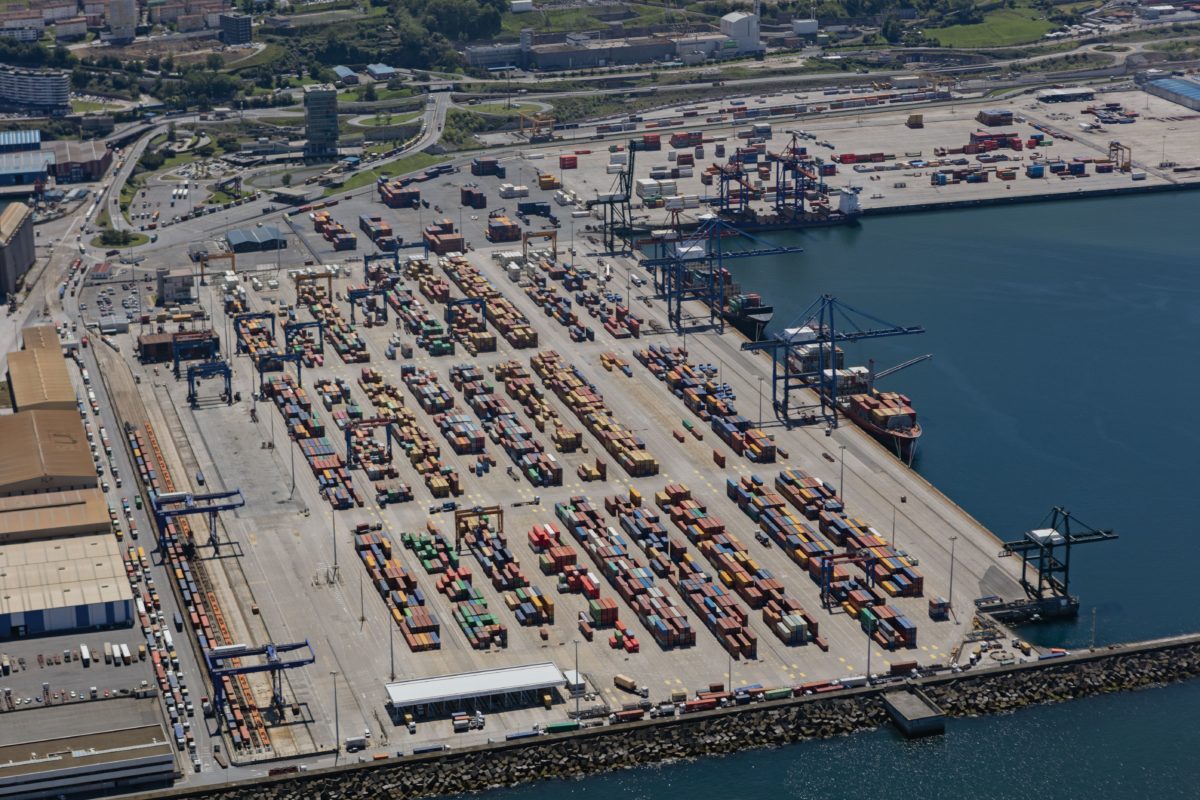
[723,292,774,341]
[785,334,923,462]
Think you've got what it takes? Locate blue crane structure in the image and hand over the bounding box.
[347,284,390,325]
[204,641,316,712]
[444,296,486,327]
[999,507,1118,609]
[283,320,324,354]
[819,552,877,611]
[713,148,758,216]
[344,417,398,470]
[770,133,822,217]
[233,312,277,355]
[741,295,923,428]
[151,489,246,551]
[256,350,303,390]
[363,241,429,280]
[171,331,221,379]
[642,217,801,334]
[186,360,233,408]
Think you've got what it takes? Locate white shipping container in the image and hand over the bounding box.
[607,164,624,174]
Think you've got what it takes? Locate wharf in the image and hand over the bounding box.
[882,689,944,737]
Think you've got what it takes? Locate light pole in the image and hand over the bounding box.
[838,445,847,502]
[389,622,396,681]
[331,669,340,759]
[573,639,580,719]
[865,620,874,681]
[757,376,764,428]
[948,535,958,618]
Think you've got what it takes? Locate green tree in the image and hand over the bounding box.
[281,172,293,186]
[206,53,224,72]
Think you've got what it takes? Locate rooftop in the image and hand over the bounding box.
[0,129,39,149]
[1149,77,1200,103]
[0,201,30,243]
[0,698,171,781]
[385,662,565,708]
[0,533,132,615]
[0,488,110,542]
[47,139,109,164]
[0,152,54,177]
[0,409,94,491]
[6,347,75,411]
[20,323,60,351]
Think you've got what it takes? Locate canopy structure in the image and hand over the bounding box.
[385,662,564,715]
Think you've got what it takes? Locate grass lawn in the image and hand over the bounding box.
[469,102,539,117]
[226,43,286,71]
[926,5,1054,48]
[323,152,447,196]
[71,99,121,113]
[91,232,149,249]
[97,208,112,229]
[344,86,416,102]
[356,112,422,126]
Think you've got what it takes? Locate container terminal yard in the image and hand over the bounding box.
[1,73,1175,797]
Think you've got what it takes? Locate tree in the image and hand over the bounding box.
[100,229,134,246]
[167,122,177,142]
[281,173,293,187]
[359,82,378,102]
[206,53,224,72]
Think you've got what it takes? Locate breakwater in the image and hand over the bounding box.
[132,633,1200,800]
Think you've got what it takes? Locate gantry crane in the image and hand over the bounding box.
[1000,507,1118,609]
[518,111,556,143]
[347,283,390,325]
[186,360,233,408]
[521,229,558,261]
[344,417,397,470]
[1108,140,1132,172]
[818,551,877,611]
[198,251,236,286]
[233,312,276,355]
[642,216,801,334]
[283,320,324,353]
[151,489,246,551]
[584,140,635,254]
[770,132,822,218]
[171,331,220,379]
[741,295,923,428]
[204,640,316,713]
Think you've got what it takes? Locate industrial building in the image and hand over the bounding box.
[5,347,75,413]
[0,488,111,544]
[226,225,286,253]
[220,11,252,45]
[385,663,566,717]
[0,410,96,496]
[719,11,762,55]
[1144,77,1200,112]
[20,323,60,352]
[303,84,338,158]
[332,65,358,85]
[0,201,33,298]
[0,151,54,187]
[48,139,113,183]
[366,63,396,81]
[532,34,676,71]
[0,129,39,154]
[0,700,177,798]
[0,534,133,637]
[156,266,194,305]
[1037,87,1095,103]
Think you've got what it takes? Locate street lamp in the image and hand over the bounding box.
[948,535,958,617]
[573,639,580,720]
[757,376,764,428]
[331,670,340,759]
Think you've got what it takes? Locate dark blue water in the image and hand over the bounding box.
[471,193,1200,797]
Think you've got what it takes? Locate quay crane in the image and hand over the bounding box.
[204,641,316,714]
[982,507,1118,624]
[741,294,923,428]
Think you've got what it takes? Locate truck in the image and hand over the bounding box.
[344,736,368,752]
[614,674,648,697]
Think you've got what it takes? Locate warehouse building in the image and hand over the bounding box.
[0,533,134,637]
[0,699,176,797]
[0,488,110,544]
[720,11,762,55]
[332,65,358,85]
[0,129,39,154]
[6,347,75,412]
[0,151,54,187]
[0,201,33,299]
[20,322,61,351]
[1036,87,1095,103]
[226,225,286,253]
[1144,77,1200,112]
[0,410,96,496]
[385,662,565,718]
[48,139,113,183]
